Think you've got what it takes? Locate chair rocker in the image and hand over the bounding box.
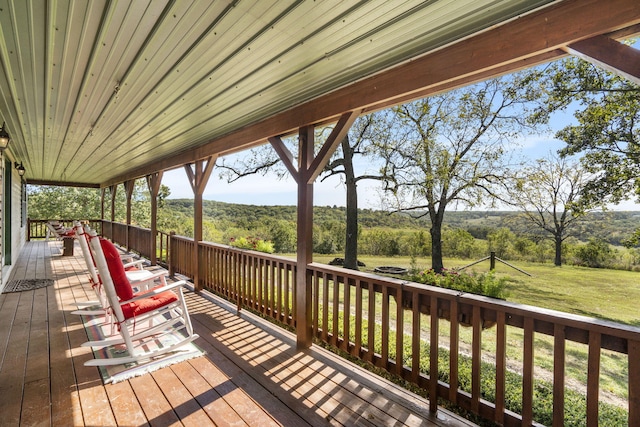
[82,230,198,366]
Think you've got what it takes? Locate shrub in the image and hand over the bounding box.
[409,268,509,299]
[229,237,275,253]
[573,238,613,268]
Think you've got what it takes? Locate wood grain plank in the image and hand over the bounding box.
[0,291,34,425]
[105,381,150,427]
[48,281,82,426]
[169,359,244,426]
[128,373,181,427]
[151,365,216,427]
[21,286,51,426]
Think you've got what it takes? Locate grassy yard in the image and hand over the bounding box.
[314,254,640,326]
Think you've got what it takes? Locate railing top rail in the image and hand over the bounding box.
[173,236,297,265]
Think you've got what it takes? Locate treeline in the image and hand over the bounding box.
[158,199,640,270]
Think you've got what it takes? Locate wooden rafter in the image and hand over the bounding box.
[566,35,640,85]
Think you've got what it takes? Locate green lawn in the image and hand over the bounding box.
[314,254,640,326]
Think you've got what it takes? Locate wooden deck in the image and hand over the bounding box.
[0,240,477,427]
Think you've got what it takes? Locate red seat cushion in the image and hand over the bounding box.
[120,287,178,320]
[99,238,134,301]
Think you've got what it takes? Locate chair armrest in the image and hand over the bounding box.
[126,269,167,285]
[122,280,188,303]
[123,259,145,270]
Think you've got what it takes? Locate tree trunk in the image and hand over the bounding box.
[342,136,359,270]
[554,235,563,266]
[430,215,444,272]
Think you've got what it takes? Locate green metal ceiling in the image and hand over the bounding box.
[0,0,635,186]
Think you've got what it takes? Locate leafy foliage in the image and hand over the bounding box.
[534,53,640,206]
[229,237,275,253]
[379,73,545,272]
[409,268,509,299]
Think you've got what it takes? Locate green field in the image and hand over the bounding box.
[313,254,640,326]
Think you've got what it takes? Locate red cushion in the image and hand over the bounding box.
[99,238,134,301]
[120,287,178,320]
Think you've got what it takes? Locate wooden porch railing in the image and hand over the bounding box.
[27,219,102,240]
[165,235,639,426]
[42,220,638,425]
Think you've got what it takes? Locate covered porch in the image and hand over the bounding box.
[2,1,640,425]
[0,238,473,426]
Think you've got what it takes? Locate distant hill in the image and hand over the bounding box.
[164,199,640,245]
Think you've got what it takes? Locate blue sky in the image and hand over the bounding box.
[161,117,640,211]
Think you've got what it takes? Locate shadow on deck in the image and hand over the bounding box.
[0,240,477,426]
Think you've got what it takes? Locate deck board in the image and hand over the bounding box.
[0,240,477,427]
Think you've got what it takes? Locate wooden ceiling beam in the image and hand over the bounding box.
[566,35,640,84]
[104,0,640,187]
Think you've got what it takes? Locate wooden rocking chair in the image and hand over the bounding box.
[82,229,198,366]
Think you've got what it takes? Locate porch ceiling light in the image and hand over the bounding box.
[15,162,25,176]
[0,122,10,150]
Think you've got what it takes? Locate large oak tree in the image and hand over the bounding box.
[379,74,542,272]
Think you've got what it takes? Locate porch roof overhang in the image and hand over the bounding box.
[0,0,639,188]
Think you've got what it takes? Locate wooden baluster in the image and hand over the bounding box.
[276,262,283,321]
[629,339,640,427]
[322,271,329,342]
[553,323,565,427]
[344,277,351,352]
[495,311,506,425]
[312,270,319,337]
[471,304,482,413]
[587,331,601,427]
[332,274,339,347]
[354,279,363,357]
[367,283,375,363]
[522,317,534,425]
[411,291,420,383]
[449,299,459,404]
[258,258,264,314]
[396,287,404,375]
[429,295,439,414]
[381,284,390,369]
[284,261,290,321]
[269,260,275,317]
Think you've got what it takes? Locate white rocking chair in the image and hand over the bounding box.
[82,229,198,366]
[71,222,166,317]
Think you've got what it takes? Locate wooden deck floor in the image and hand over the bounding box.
[0,240,477,427]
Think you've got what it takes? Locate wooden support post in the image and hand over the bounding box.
[269,110,361,350]
[296,126,314,349]
[490,251,496,271]
[146,171,163,265]
[109,184,117,223]
[100,188,106,227]
[124,180,135,251]
[185,156,216,291]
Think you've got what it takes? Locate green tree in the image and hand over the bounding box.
[28,185,101,219]
[534,50,640,207]
[506,153,595,266]
[380,74,542,272]
[574,238,613,268]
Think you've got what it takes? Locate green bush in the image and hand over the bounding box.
[573,238,613,268]
[229,236,275,253]
[409,268,509,299]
